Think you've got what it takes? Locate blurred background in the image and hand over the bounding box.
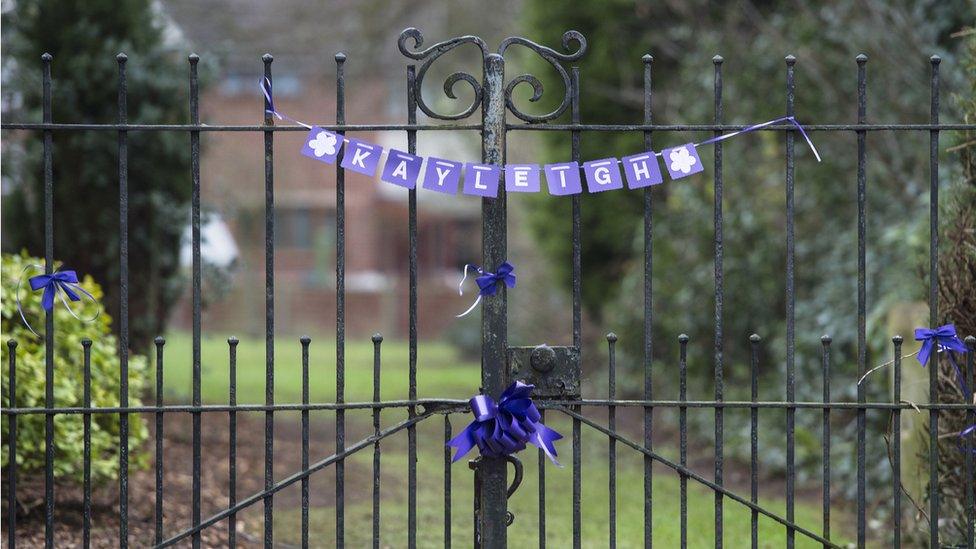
[2,0,975,545]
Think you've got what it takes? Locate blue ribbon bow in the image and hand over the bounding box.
[915,324,968,367]
[30,271,83,311]
[916,323,972,408]
[456,262,517,317]
[475,261,516,296]
[447,381,562,465]
[17,265,99,338]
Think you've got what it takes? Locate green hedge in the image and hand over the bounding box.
[2,252,148,484]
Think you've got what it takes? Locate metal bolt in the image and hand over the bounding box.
[530,344,556,373]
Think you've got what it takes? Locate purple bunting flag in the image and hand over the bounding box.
[422,157,462,195]
[662,144,704,180]
[301,127,342,164]
[505,164,541,193]
[622,152,663,189]
[381,149,423,189]
[463,163,501,198]
[583,158,624,193]
[544,161,582,196]
[340,138,382,176]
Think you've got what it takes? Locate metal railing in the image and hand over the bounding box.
[3,27,976,549]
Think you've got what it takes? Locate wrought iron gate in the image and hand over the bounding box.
[3,27,976,549]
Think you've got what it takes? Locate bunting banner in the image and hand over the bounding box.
[264,78,822,198]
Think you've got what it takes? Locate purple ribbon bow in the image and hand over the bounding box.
[915,324,968,366]
[30,271,82,311]
[916,323,971,399]
[456,262,517,317]
[17,265,99,338]
[475,262,516,296]
[447,381,562,465]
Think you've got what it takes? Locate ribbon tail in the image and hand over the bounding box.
[59,282,82,302]
[41,286,56,312]
[15,264,43,338]
[447,423,479,463]
[787,117,822,162]
[945,352,970,397]
[530,424,564,467]
[917,340,934,367]
[57,283,101,324]
[456,294,482,318]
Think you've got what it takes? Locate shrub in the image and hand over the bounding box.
[1,251,149,484]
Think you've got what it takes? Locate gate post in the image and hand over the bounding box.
[478,51,509,548]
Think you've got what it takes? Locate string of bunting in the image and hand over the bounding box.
[262,77,822,198]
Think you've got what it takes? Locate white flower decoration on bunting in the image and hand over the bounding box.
[300,126,342,164]
[668,146,698,174]
[661,143,704,180]
[309,130,339,157]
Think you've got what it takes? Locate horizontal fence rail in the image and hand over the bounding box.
[2,29,976,549]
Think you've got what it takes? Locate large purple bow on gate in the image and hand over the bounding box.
[30,271,83,311]
[447,381,562,465]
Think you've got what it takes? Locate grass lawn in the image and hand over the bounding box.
[159,332,848,547]
[158,331,480,403]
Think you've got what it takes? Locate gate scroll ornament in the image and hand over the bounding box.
[398,27,587,548]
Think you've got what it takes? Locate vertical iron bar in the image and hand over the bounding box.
[407,62,419,549]
[965,336,975,549]
[189,52,203,549]
[334,51,347,549]
[892,336,903,548]
[82,340,91,548]
[41,51,55,549]
[927,54,941,549]
[372,334,383,549]
[607,333,618,549]
[855,53,867,549]
[641,53,654,549]
[712,55,725,549]
[821,336,832,548]
[7,340,16,549]
[480,52,509,549]
[537,407,546,549]
[301,336,311,549]
[262,52,276,549]
[117,52,131,548]
[571,65,582,549]
[750,334,761,549]
[472,460,483,547]
[785,54,797,549]
[679,334,689,549]
[154,337,165,545]
[228,337,238,548]
[444,415,452,549]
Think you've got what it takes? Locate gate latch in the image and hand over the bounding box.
[507,344,580,399]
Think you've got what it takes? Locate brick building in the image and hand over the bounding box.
[161,0,514,338]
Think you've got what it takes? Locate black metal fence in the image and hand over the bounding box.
[3,27,976,549]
